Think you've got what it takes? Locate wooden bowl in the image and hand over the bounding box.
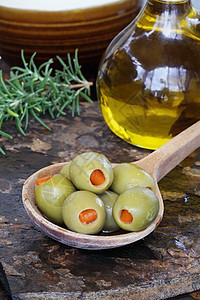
[0,0,141,68]
[22,162,160,250]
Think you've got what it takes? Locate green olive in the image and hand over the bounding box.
[99,190,120,232]
[69,152,113,194]
[111,163,156,194]
[35,174,76,225]
[113,187,159,231]
[62,191,106,234]
[60,161,71,180]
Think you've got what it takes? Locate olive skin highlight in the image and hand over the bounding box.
[99,190,120,232]
[111,163,156,194]
[69,152,113,194]
[113,187,159,231]
[35,174,75,225]
[62,191,106,234]
[60,161,71,180]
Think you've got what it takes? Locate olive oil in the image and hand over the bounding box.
[97,0,200,149]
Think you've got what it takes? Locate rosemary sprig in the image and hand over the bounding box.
[0,50,93,155]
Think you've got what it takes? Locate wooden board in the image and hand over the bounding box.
[0,102,200,299]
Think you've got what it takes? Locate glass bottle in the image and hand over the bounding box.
[96,0,200,150]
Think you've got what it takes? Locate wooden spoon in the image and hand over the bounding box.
[22,121,200,250]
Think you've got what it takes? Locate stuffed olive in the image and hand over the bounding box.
[111,163,156,194]
[69,152,113,194]
[113,187,159,231]
[60,161,71,180]
[99,190,120,232]
[35,174,76,225]
[62,191,106,234]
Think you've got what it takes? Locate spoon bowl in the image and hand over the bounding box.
[22,121,200,250]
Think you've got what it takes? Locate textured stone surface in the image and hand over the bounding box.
[0,102,199,300]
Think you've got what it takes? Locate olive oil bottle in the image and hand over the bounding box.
[96,0,200,150]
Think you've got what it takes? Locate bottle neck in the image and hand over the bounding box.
[145,0,192,17]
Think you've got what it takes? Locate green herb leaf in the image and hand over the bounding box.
[0,49,93,155]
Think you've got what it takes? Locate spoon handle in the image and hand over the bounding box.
[137,121,200,182]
